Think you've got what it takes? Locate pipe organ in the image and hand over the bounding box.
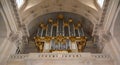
[34,14,87,53]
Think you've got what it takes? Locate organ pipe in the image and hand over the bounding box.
[34,14,86,53]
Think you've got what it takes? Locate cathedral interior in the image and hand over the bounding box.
[0,0,120,65]
[25,12,96,53]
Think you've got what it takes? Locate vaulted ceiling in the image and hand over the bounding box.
[19,0,101,25]
[17,0,104,37]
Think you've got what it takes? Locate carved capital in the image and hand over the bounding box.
[9,32,19,42]
[101,32,111,42]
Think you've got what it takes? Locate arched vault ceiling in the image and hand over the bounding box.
[78,0,97,10]
[20,0,100,25]
[25,0,97,10]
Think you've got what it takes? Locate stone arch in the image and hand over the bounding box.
[21,0,99,25]
[111,5,120,45]
[0,12,7,45]
[27,12,94,37]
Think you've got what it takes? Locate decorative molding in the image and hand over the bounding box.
[99,0,110,25]
[92,0,110,36]
[8,32,20,42]
[101,32,111,42]
[10,0,22,27]
[8,31,28,47]
[10,0,29,36]
[22,35,28,44]
[96,32,112,52]
[7,0,30,38]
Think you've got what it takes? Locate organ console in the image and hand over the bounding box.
[34,14,87,53]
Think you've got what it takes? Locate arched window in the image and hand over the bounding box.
[16,0,24,8]
[97,0,105,8]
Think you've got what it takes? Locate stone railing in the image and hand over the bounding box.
[92,54,110,58]
[34,53,82,59]
[91,54,110,60]
[9,53,111,60]
[9,54,28,60]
